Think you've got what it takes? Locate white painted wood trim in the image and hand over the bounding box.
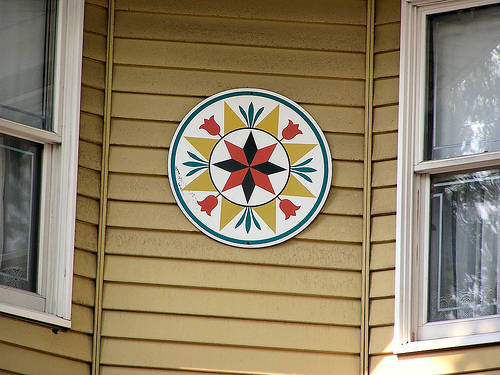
[414,151,500,174]
[0,0,84,327]
[0,118,61,144]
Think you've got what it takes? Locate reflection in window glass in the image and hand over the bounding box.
[0,134,42,292]
[426,4,500,160]
[428,170,500,322]
[0,0,56,129]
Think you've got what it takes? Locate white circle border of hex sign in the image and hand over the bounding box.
[168,88,332,248]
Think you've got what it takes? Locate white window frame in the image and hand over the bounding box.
[395,0,500,353]
[0,0,84,327]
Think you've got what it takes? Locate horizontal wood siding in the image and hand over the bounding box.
[0,2,106,374]
[100,1,366,374]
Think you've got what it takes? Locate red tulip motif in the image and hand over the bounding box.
[197,195,219,216]
[279,199,300,220]
[199,115,220,136]
[281,120,302,140]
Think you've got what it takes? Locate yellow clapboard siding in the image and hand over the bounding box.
[374,78,399,106]
[100,337,359,375]
[111,92,200,121]
[322,188,363,216]
[101,311,360,353]
[0,341,89,375]
[0,316,91,362]
[104,255,361,298]
[80,86,104,116]
[80,112,103,144]
[297,214,362,243]
[102,282,360,326]
[375,0,401,25]
[77,167,101,198]
[371,242,395,270]
[374,51,400,78]
[333,160,364,188]
[84,3,107,35]
[370,346,500,375]
[374,23,400,53]
[110,119,176,147]
[114,39,365,79]
[86,0,107,8]
[372,159,397,187]
[371,215,396,242]
[372,187,396,215]
[101,367,230,375]
[76,195,100,225]
[106,201,362,243]
[79,140,102,171]
[373,132,398,161]
[105,228,361,270]
[115,0,366,25]
[82,58,105,89]
[302,104,364,134]
[369,326,394,354]
[370,270,395,298]
[73,275,96,307]
[325,133,364,161]
[114,12,366,53]
[109,146,167,175]
[108,173,173,203]
[75,221,98,252]
[370,298,394,326]
[373,105,398,133]
[83,31,107,62]
[112,65,365,107]
[74,249,97,279]
[71,303,94,334]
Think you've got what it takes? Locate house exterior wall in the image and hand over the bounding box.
[1,1,500,374]
[99,0,366,374]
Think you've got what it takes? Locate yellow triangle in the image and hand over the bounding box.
[183,169,216,191]
[281,174,315,198]
[220,198,244,230]
[255,106,279,137]
[185,137,218,161]
[224,102,246,135]
[253,200,276,233]
[284,144,317,165]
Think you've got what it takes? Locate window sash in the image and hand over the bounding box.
[395,0,500,353]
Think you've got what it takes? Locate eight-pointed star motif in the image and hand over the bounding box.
[214,132,286,203]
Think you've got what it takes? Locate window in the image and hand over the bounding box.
[396,0,500,352]
[0,0,84,327]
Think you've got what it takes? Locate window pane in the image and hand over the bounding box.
[0,134,42,292]
[428,170,500,322]
[0,0,56,130]
[426,4,500,160]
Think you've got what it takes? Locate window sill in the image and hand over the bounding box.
[0,302,71,328]
[394,331,500,354]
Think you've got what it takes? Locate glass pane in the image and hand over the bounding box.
[0,0,56,130]
[428,170,500,322]
[426,4,500,160]
[0,134,42,292]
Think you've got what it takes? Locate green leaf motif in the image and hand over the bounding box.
[293,158,313,167]
[293,171,313,183]
[245,208,251,233]
[239,106,250,127]
[183,161,206,168]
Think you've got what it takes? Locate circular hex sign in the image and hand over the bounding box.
[168,88,332,248]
